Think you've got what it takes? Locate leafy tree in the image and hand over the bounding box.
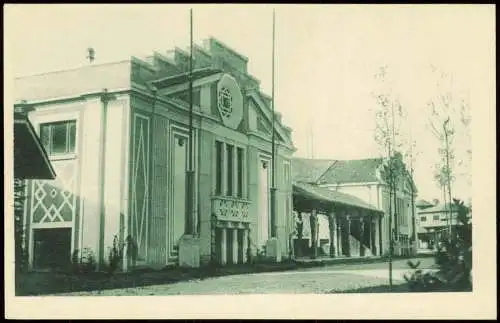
[434,198,472,288]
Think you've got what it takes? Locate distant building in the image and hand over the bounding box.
[415,199,434,210]
[14,37,296,271]
[416,202,471,250]
[291,156,418,257]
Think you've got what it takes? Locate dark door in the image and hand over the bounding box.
[33,228,72,270]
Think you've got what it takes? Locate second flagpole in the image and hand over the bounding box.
[270,8,277,239]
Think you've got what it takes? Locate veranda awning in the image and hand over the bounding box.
[293,181,383,215]
[14,113,56,180]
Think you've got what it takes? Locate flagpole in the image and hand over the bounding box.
[270,8,277,238]
[186,8,195,235]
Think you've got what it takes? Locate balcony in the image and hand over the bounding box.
[211,195,251,224]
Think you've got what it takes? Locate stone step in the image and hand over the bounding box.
[348,235,373,257]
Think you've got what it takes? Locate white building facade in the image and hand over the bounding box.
[15,38,296,271]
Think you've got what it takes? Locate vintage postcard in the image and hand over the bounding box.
[4,4,496,319]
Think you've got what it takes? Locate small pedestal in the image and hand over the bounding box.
[178,235,201,268]
[393,242,401,257]
[265,237,282,263]
[410,241,418,256]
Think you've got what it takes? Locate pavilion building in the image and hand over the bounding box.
[14,37,296,271]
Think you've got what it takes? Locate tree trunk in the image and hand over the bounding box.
[393,183,398,241]
[388,182,394,289]
[393,179,399,257]
[410,181,416,255]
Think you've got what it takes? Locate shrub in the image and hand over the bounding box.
[404,260,443,292]
[126,235,138,267]
[71,248,97,274]
[246,231,252,265]
[14,178,28,273]
[107,235,125,275]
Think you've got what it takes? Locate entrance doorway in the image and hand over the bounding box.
[258,159,270,250]
[172,136,187,251]
[33,228,72,270]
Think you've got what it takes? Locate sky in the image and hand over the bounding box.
[5,4,495,203]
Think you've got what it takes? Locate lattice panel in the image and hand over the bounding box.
[130,115,150,261]
[212,197,250,222]
[31,160,77,223]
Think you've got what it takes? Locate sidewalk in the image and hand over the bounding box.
[294,254,432,266]
[294,255,383,265]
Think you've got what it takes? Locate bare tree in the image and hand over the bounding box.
[372,65,412,289]
[427,65,472,239]
[403,131,419,254]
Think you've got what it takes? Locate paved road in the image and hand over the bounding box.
[56,257,436,296]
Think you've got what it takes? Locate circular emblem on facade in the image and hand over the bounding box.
[216,74,243,130]
[218,87,233,118]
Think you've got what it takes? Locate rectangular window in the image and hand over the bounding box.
[215,140,246,199]
[286,197,291,220]
[395,198,401,226]
[405,201,409,225]
[226,144,233,196]
[401,200,406,225]
[433,215,440,221]
[236,147,244,198]
[420,216,426,222]
[40,120,77,156]
[215,141,223,195]
[398,198,405,225]
[284,162,291,186]
[402,200,406,225]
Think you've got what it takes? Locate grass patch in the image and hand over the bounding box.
[329,283,409,293]
[329,283,473,294]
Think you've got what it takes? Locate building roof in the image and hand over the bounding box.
[293,181,383,214]
[318,158,383,184]
[291,157,384,185]
[14,61,132,102]
[291,157,420,195]
[291,158,336,183]
[14,113,56,180]
[151,67,222,89]
[13,37,296,154]
[418,202,466,214]
[416,199,434,209]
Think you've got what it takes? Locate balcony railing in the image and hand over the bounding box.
[211,195,251,223]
